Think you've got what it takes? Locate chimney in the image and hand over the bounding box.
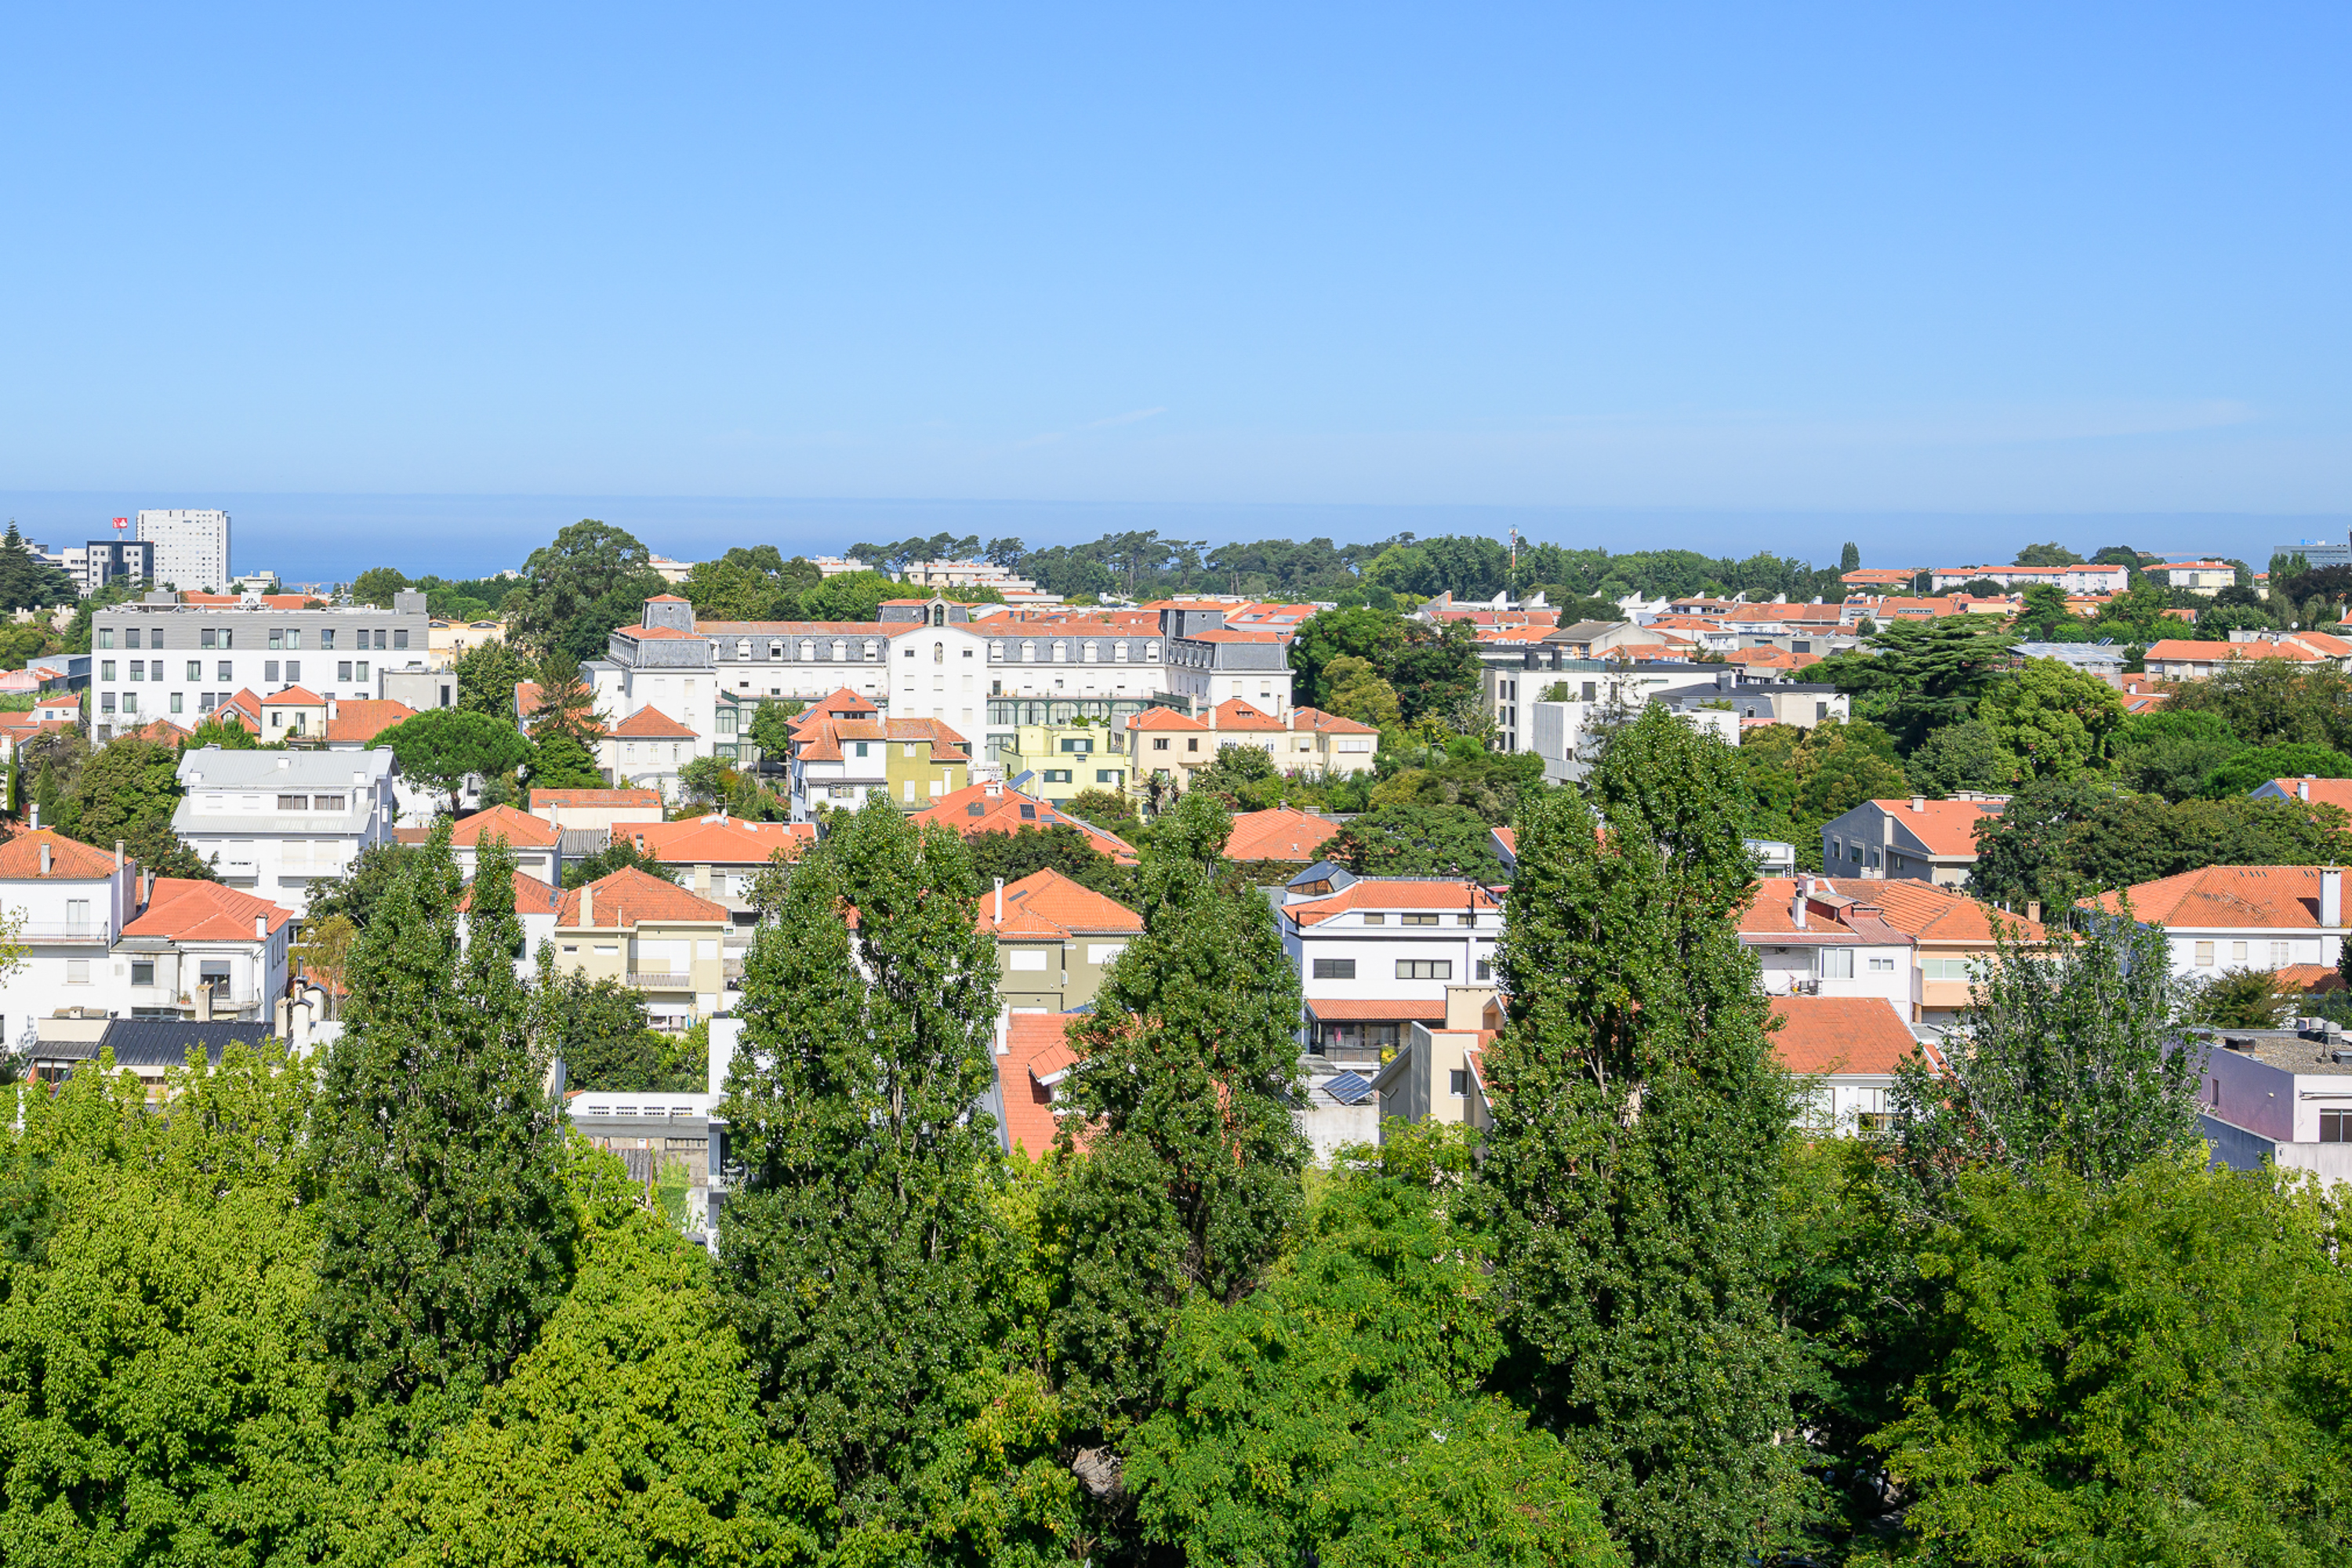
[995,876,1005,922]
[2325,867,2343,928]
[327,699,337,722]
[1791,882,1809,930]
[2026,901,2042,924]
[1911,797,1926,812]
[579,884,593,927]
[694,862,710,896]
[256,913,267,941]
[194,985,212,1022]
[38,842,49,876]
[114,840,124,870]
[2302,778,2314,802]
[27,803,38,829]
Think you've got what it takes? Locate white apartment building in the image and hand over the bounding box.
[172,748,399,917]
[136,510,232,593]
[90,590,433,742]
[1526,667,1744,785]
[0,830,142,1044]
[1275,868,1504,1066]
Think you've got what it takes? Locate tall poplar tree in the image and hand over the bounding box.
[1479,706,1803,1564]
[1051,790,1308,1429]
[715,800,1004,1537]
[309,829,577,1449]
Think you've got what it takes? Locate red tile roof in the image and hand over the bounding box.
[792,713,970,764]
[121,718,193,746]
[1127,707,1209,732]
[910,785,1140,864]
[1767,996,1920,1076]
[325,699,416,745]
[125,877,293,940]
[1208,699,1286,731]
[2275,963,2346,995]
[261,685,326,706]
[612,624,702,641]
[1739,879,1915,946]
[611,706,696,739]
[1225,808,1339,863]
[448,804,564,849]
[999,1012,1081,1158]
[556,866,730,928]
[2144,639,2314,664]
[2090,865,2339,931]
[2255,778,2352,811]
[531,788,665,810]
[1304,996,1450,1022]
[1856,798,2006,858]
[1288,706,1379,737]
[1283,879,1501,926]
[459,871,564,916]
[1812,876,2045,946]
[626,815,815,866]
[977,867,1142,938]
[0,829,122,880]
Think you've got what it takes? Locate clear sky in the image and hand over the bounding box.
[2,3,2345,576]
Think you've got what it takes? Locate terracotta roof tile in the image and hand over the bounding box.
[531,788,664,809]
[2090,865,2340,931]
[2255,779,2352,811]
[124,877,294,940]
[1225,808,1340,863]
[325,699,416,744]
[2276,963,2346,995]
[1857,798,2005,858]
[1767,996,1920,1076]
[1208,699,1286,731]
[1304,997,1450,1022]
[1739,878,1915,946]
[977,867,1142,938]
[999,1011,1083,1158]
[459,871,563,916]
[556,866,730,928]
[0,829,122,880]
[1811,876,2045,946]
[448,804,564,849]
[1126,708,1209,732]
[2144,639,2314,663]
[909,785,1140,865]
[1287,706,1379,736]
[611,706,696,739]
[626,815,815,866]
[1283,879,1501,927]
[261,685,325,706]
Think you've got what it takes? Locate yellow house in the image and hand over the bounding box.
[550,866,733,1030]
[996,721,1131,804]
[789,713,970,818]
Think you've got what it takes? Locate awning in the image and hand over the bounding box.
[1305,997,1448,1022]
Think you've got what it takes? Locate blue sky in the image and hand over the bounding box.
[2,3,2344,578]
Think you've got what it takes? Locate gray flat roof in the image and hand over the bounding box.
[177,749,394,788]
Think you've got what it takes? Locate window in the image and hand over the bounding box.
[1152,737,1169,751]
[1867,956,1896,971]
[1061,737,1091,753]
[265,661,279,683]
[128,661,143,681]
[2194,941,2216,967]
[1362,913,1385,926]
[125,627,141,649]
[1044,769,1073,783]
[100,691,115,712]
[1821,949,1855,979]
[278,794,307,811]
[357,660,368,681]
[268,630,282,650]
[1458,913,1478,927]
[285,630,301,650]
[2233,941,2249,963]
[339,662,352,681]
[1096,769,1120,783]
[100,661,115,681]
[1312,958,1356,979]
[314,794,346,811]
[169,692,182,714]
[1475,958,1492,980]
[2271,942,2291,969]
[2325,1110,2352,1143]
[65,898,89,931]
[1186,738,1199,752]
[1449,1069,1468,1097]
[1402,913,1437,927]
[98,629,113,650]
[286,661,299,682]
[1396,959,1454,980]
[130,960,154,985]
[1922,957,1975,980]
[121,692,136,713]
[320,629,336,649]
[200,629,215,649]
[393,630,409,649]
[187,661,201,681]
[66,960,89,985]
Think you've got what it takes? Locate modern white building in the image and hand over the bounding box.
[1525,666,1745,785]
[136,510,232,593]
[90,590,433,742]
[2199,1026,2352,1185]
[171,747,399,917]
[1274,866,1504,1065]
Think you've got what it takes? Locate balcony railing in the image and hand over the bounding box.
[18,924,111,944]
[626,971,691,991]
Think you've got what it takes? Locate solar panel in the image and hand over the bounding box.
[1322,1070,1375,1106]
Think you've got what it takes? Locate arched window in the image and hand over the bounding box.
[932,642,945,663]
[931,602,946,627]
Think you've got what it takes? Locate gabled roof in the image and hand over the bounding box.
[260,685,325,706]
[1849,798,2005,858]
[792,713,969,764]
[448,804,564,850]
[1208,699,1286,731]
[0,829,121,880]
[998,1012,1082,1159]
[2089,866,2338,931]
[1287,706,1379,737]
[1767,996,1922,1076]
[978,867,1142,938]
[1126,707,1209,732]
[789,688,880,729]
[1283,879,1501,927]
[910,785,1140,864]
[556,866,730,928]
[626,815,815,866]
[1739,879,1915,946]
[531,788,665,809]
[121,718,193,746]
[124,877,293,940]
[325,699,416,745]
[458,871,564,916]
[213,690,263,731]
[1225,808,1340,863]
[2253,778,2352,812]
[1813,876,2044,946]
[611,706,696,739]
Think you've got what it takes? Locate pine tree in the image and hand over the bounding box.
[309,828,577,1449]
[715,799,1004,1536]
[1478,706,1803,1564]
[1051,789,1308,1430]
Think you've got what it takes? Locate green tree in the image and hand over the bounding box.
[1314,802,1501,878]
[528,651,606,750]
[1287,606,1407,710]
[1904,717,2020,796]
[2012,540,2084,567]
[1815,615,2013,750]
[678,753,735,810]
[2197,966,2294,1028]
[291,911,358,1018]
[372,707,535,815]
[679,544,821,621]
[304,840,418,933]
[561,835,680,887]
[450,637,538,721]
[1871,1160,2352,1563]
[0,1043,351,1564]
[1969,777,2352,909]
[186,713,260,750]
[1126,1167,1619,1568]
[1974,656,2126,779]
[1051,791,1308,1429]
[350,565,412,607]
[1838,541,1860,572]
[1389,615,1483,726]
[528,729,605,790]
[1476,706,1803,1565]
[309,829,579,1449]
[715,800,1004,1537]
[744,699,803,763]
[1888,911,2202,1212]
[70,734,216,878]
[2163,659,2352,749]
[793,569,903,624]
[1186,742,1285,811]
[2198,741,2352,798]
[1062,786,1138,830]
[531,960,691,1093]
[504,520,668,662]
[0,520,78,609]
[2109,709,2245,800]
[1322,652,1403,728]
[2009,581,2081,640]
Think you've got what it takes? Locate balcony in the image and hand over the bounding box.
[626,971,691,991]
[19,924,111,945]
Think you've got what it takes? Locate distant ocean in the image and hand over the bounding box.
[0,491,2339,587]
